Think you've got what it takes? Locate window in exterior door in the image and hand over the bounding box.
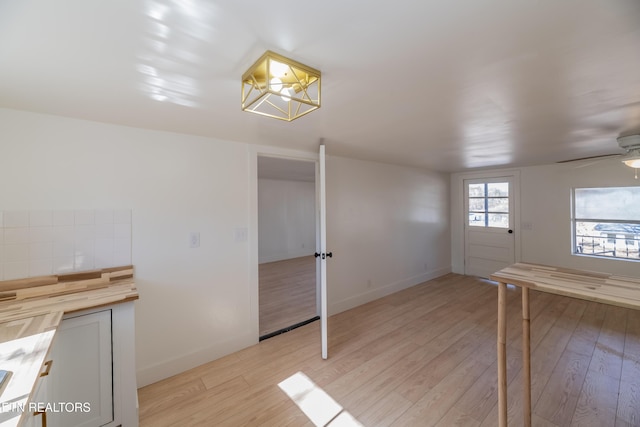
[468,182,509,228]
[572,186,640,260]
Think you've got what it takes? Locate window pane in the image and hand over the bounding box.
[488,214,509,228]
[468,184,485,197]
[488,198,509,213]
[488,182,508,197]
[575,187,640,220]
[469,198,485,211]
[469,213,485,227]
[575,221,640,260]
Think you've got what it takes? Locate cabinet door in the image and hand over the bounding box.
[47,309,113,427]
[23,376,48,427]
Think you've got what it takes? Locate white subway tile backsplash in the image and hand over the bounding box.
[4,227,30,244]
[3,244,29,262]
[1,209,131,280]
[74,254,94,271]
[114,209,131,224]
[29,242,53,260]
[95,238,114,256]
[114,252,131,267]
[74,210,95,225]
[95,209,114,225]
[75,225,95,240]
[29,226,54,243]
[95,238,115,269]
[75,238,95,257]
[3,211,29,228]
[94,255,114,269]
[114,238,132,261]
[29,210,53,227]
[29,259,53,277]
[52,226,74,243]
[114,223,132,239]
[95,223,115,239]
[53,210,75,226]
[4,262,28,280]
[53,257,74,274]
[53,240,75,258]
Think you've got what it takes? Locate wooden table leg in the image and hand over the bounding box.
[498,282,507,427]
[522,287,532,427]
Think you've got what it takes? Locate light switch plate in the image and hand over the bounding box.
[190,232,200,248]
[235,227,248,242]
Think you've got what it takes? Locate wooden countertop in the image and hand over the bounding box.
[0,266,138,427]
[490,262,640,310]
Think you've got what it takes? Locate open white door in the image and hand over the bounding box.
[318,144,329,359]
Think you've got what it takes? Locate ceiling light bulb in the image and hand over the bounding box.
[270,77,283,92]
[621,148,640,168]
[280,87,291,102]
[623,158,640,168]
[270,60,289,78]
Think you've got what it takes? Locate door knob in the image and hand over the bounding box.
[508,229,513,234]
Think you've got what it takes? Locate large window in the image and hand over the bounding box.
[572,187,640,260]
[468,182,510,228]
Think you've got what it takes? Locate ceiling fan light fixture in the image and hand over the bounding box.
[621,149,640,168]
[617,135,640,169]
[241,51,321,122]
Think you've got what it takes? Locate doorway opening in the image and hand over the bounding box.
[257,156,319,340]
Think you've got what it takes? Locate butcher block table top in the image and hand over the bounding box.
[490,262,640,310]
[490,262,640,427]
[0,266,138,427]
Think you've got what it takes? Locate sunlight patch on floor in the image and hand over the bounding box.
[278,372,363,427]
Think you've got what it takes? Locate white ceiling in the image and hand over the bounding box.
[1,0,639,172]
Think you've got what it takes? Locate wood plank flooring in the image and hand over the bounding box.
[259,256,317,337]
[138,273,640,426]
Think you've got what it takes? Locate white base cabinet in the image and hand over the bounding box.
[35,302,138,427]
[22,376,48,427]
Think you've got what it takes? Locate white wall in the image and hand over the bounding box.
[1,108,453,388]
[258,178,315,263]
[0,108,255,387]
[326,155,451,314]
[451,160,640,278]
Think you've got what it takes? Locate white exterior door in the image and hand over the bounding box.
[464,177,515,278]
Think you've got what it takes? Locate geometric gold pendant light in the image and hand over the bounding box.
[241,51,321,121]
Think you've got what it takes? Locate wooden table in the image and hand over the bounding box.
[490,262,640,427]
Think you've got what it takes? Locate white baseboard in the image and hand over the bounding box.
[137,265,452,387]
[136,332,256,388]
[328,266,451,316]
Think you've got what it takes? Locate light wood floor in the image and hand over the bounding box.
[259,256,317,337]
[138,273,640,426]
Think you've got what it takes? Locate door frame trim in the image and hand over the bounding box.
[249,144,320,343]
